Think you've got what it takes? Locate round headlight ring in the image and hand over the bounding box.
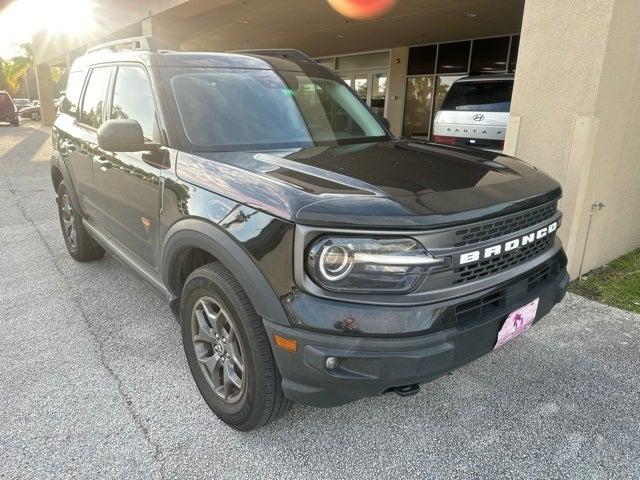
[318,244,353,281]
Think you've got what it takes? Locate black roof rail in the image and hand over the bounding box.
[231,49,314,63]
[87,36,157,54]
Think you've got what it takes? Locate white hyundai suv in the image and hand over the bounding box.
[432,74,513,151]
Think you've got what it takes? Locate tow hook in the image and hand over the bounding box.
[393,384,420,397]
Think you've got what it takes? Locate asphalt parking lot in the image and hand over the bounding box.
[1,122,639,479]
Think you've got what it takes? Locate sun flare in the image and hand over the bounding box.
[36,0,95,34]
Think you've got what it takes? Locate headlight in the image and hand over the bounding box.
[306,237,443,293]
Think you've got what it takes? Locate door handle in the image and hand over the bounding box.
[93,156,112,169]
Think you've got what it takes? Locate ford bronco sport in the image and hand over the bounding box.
[51,37,568,431]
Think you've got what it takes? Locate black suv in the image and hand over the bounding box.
[51,37,568,431]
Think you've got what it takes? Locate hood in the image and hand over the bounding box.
[176,140,561,228]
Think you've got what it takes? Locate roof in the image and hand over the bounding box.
[75,36,315,71]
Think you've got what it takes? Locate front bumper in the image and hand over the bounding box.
[265,251,568,407]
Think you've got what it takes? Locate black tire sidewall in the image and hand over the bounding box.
[181,269,272,428]
[57,182,79,257]
[56,181,104,262]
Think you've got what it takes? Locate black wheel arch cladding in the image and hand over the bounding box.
[51,152,82,214]
[162,218,290,326]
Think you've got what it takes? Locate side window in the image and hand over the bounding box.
[80,67,112,128]
[62,69,86,116]
[110,66,156,140]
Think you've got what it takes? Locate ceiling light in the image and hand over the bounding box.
[465,13,477,18]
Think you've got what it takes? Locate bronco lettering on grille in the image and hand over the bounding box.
[459,221,558,265]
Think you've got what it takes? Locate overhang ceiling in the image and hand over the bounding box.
[155,0,525,57]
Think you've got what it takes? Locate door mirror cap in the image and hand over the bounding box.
[97,119,160,152]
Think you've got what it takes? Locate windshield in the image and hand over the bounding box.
[169,68,387,150]
[440,80,513,112]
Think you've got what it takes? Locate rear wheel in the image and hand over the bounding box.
[181,262,292,431]
[31,111,41,121]
[56,181,105,261]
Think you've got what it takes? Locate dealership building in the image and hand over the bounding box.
[30,0,639,278]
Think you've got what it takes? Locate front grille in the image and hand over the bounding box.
[452,234,555,285]
[453,202,557,247]
[455,258,561,324]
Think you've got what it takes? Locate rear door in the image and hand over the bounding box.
[92,64,166,269]
[67,66,114,218]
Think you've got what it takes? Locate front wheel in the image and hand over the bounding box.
[181,262,292,431]
[32,111,41,121]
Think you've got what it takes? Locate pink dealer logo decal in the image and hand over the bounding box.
[494,298,539,349]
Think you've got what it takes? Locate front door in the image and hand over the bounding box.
[92,65,164,269]
[67,66,114,219]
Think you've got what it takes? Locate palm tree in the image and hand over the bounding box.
[0,43,33,96]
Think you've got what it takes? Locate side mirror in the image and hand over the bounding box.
[379,116,390,130]
[97,119,159,152]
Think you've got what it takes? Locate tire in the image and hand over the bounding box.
[11,118,19,126]
[181,262,293,431]
[56,181,105,262]
[32,112,41,121]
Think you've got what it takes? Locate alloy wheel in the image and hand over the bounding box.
[61,193,77,249]
[191,296,245,403]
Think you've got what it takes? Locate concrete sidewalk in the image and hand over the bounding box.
[1,123,639,479]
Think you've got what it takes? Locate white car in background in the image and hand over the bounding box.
[432,74,513,151]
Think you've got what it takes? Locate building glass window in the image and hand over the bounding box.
[370,72,387,117]
[80,67,112,128]
[353,74,368,102]
[402,76,434,139]
[336,51,389,70]
[407,44,436,75]
[436,41,471,74]
[470,36,510,74]
[509,35,520,72]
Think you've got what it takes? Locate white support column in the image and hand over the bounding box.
[386,47,409,137]
[35,63,57,126]
[505,0,640,278]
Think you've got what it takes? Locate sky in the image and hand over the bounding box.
[0,0,94,59]
[0,0,33,58]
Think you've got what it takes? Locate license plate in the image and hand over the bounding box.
[494,298,539,349]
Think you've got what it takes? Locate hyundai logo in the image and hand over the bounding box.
[472,114,485,121]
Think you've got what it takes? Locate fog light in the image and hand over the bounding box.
[325,356,339,370]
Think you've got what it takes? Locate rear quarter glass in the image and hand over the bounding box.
[441,80,513,112]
